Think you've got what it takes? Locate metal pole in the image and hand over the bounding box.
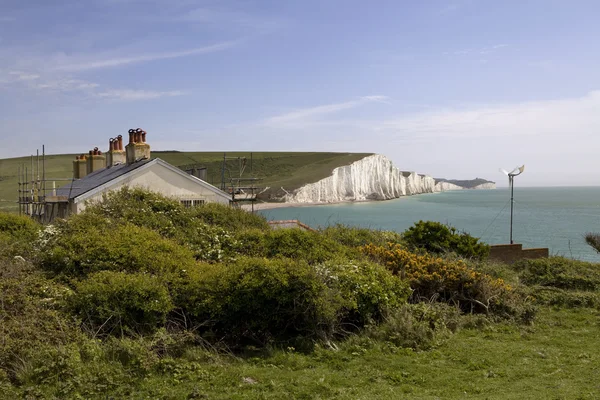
[221,152,226,191]
[509,175,514,244]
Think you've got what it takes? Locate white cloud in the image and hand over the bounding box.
[55,41,237,71]
[97,89,186,100]
[264,96,390,126]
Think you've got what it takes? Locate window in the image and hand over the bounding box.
[180,199,205,208]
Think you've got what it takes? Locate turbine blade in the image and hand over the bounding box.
[499,168,509,175]
[518,165,525,174]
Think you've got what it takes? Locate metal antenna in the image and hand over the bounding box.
[499,165,525,244]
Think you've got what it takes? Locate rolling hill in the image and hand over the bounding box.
[0,151,373,213]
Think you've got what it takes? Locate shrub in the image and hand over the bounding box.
[0,270,78,381]
[530,287,600,309]
[187,202,270,231]
[403,220,489,260]
[263,228,349,264]
[0,212,40,258]
[173,257,343,347]
[233,228,268,257]
[314,259,411,327]
[70,271,174,335]
[235,228,349,264]
[585,232,600,253]
[321,224,403,248]
[38,219,196,277]
[365,303,462,350]
[514,257,600,291]
[361,243,516,315]
[84,187,245,262]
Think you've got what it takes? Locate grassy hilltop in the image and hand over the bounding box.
[0,151,372,213]
[1,188,599,398]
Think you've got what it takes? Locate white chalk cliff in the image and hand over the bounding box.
[284,154,494,204]
[472,182,496,190]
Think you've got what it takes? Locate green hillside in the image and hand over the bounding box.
[0,151,372,212]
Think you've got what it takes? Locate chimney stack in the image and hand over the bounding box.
[73,154,88,179]
[125,128,151,165]
[107,135,126,167]
[86,147,106,174]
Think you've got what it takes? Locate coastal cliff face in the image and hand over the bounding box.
[472,182,497,190]
[284,154,495,203]
[285,155,435,203]
[433,181,464,192]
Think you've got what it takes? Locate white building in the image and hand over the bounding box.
[44,130,231,221]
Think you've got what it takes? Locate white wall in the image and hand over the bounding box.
[74,162,230,213]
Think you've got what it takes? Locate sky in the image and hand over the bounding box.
[1,0,599,187]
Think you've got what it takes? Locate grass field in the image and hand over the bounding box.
[107,307,600,399]
[0,151,372,212]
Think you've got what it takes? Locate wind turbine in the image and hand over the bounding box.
[500,165,525,244]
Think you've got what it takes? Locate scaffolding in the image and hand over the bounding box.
[17,145,73,223]
[220,153,262,211]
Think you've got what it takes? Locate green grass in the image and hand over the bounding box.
[8,308,597,399]
[0,151,372,212]
[148,308,597,400]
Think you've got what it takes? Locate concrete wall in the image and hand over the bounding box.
[489,244,549,264]
[268,220,315,231]
[74,162,230,213]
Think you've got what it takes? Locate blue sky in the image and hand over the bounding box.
[1,0,599,186]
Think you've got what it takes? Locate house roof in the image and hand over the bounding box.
[56,159,153,199]
[55,158,231,203]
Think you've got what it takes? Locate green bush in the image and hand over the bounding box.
[174,257,343,346]
[38,219,196,277]
[70,271,174,335]
[314,259,411,326]
[0,212,40,258]
[264,228,349,264]
[321,224,403,248]
[233,228,268,257]
[514,257,600,291]
[235,228,350,264]
[403,220,489,260]
[530,286,600,309]
[364,303,462,350]
[0,270,78,381]
[84,187,246,261]
[187,202,270,231]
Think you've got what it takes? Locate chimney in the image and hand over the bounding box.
[86,147,107,174]
[73,154,88,179]
[125,128,151,165]
[107,135,126,167]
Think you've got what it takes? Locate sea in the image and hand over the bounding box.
[259,187,600,263]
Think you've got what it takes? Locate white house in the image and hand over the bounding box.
[44,129,231,221]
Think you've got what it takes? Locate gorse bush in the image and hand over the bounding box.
[70,271,174,335]
[361,243,514,315]
[403,220,489,260]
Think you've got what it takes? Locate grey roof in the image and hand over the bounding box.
[56,159,153,200]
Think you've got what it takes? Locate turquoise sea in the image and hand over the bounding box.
[259,187,600,262]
